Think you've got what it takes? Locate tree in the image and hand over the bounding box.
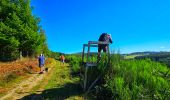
[0,0,49,61]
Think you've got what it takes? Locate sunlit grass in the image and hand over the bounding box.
[41,60,83,100]
[104,56,170,100]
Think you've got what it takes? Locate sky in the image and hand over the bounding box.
[31,0,170,54]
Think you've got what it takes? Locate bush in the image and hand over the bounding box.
[86,54,170,99]
[104,57,170,100]
[65,55,81,74]
[0,36,20,61]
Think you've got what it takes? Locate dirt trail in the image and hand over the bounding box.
[0,65,55,100]
[1,74,43,100]
[0,61,83,100]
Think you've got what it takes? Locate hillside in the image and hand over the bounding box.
[135,52,170,67]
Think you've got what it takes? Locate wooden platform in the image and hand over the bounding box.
[81,41,110,92]
[82,62,97,67]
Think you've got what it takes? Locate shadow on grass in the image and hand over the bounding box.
[20,82,83,100]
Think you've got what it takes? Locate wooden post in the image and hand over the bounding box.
[27,51,28,57]
[87,42,90,62]
[82,44,85,63]
[80,45,85,89]
[86,75,102,95]
[84,42,91,91]
[84,66,88,91]
[20,51,22,60]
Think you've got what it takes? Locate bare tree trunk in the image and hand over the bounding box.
[27,51,28,58]
[20,51,22,60]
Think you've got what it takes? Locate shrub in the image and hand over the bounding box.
[87,54,170,99]
[104,57,170,100]
[65,55,81,74]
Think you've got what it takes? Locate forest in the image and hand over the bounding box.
[0,0,49,61]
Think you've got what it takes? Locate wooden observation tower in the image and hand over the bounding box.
[81,41,111,93]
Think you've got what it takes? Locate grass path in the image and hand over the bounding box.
[25,60,83,100]
[39,61,83,100]
[0,60,83,100]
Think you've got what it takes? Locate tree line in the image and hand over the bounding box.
[0,0,49,61]
[135,52,170,67]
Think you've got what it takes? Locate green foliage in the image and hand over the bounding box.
[97,53,110,74]
[49,51,60,60]
[0,0,49,61]
[65,55,81,74]
[84,53,170,99]
[0,35,19,60]
[103,57,170,100]
[135,52,170,67]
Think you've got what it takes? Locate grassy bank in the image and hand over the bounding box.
[90,54,170,100]
[0,58,55,97]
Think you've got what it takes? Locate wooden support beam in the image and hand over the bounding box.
[88,41,109,45]
[84,43,91,91]
[84,66,88,91]
[85,75,102,95]
[86,62,97,67]
[87,43,90,62]
[82,45,85,63]
[84,44,98,47]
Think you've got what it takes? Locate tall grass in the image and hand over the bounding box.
[66,54,170,99]
[65,54,98,74]
[65,55,82,74]
[103,55,170,100]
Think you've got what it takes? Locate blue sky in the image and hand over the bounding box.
[31,0,170,54]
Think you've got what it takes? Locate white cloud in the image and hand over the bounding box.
[160,46,165,49]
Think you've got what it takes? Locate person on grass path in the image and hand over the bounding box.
[38,54,46,74]
[60,54,65,66]
[98,33,113,59]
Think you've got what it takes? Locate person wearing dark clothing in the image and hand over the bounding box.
[98,33,113,58]
[38,54,45,73]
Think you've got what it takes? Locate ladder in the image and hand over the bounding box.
[81,41,110,93]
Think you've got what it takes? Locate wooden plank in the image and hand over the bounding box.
[84,44,98,47]
[84,43,91,91]
[86,62,97,67]
[88,41,109,45]
[83,44,87,47]
[82,45,85,63]
[86,75,102,95]
[84,67,88,91]
[87,43,90,62]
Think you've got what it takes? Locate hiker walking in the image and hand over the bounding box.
[38,54,46,74]
[98,33,113,59]
[60,54,65,66]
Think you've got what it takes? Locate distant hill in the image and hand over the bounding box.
[128,51,170,55]
[73,51,170,56]
[134,51,170,67]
